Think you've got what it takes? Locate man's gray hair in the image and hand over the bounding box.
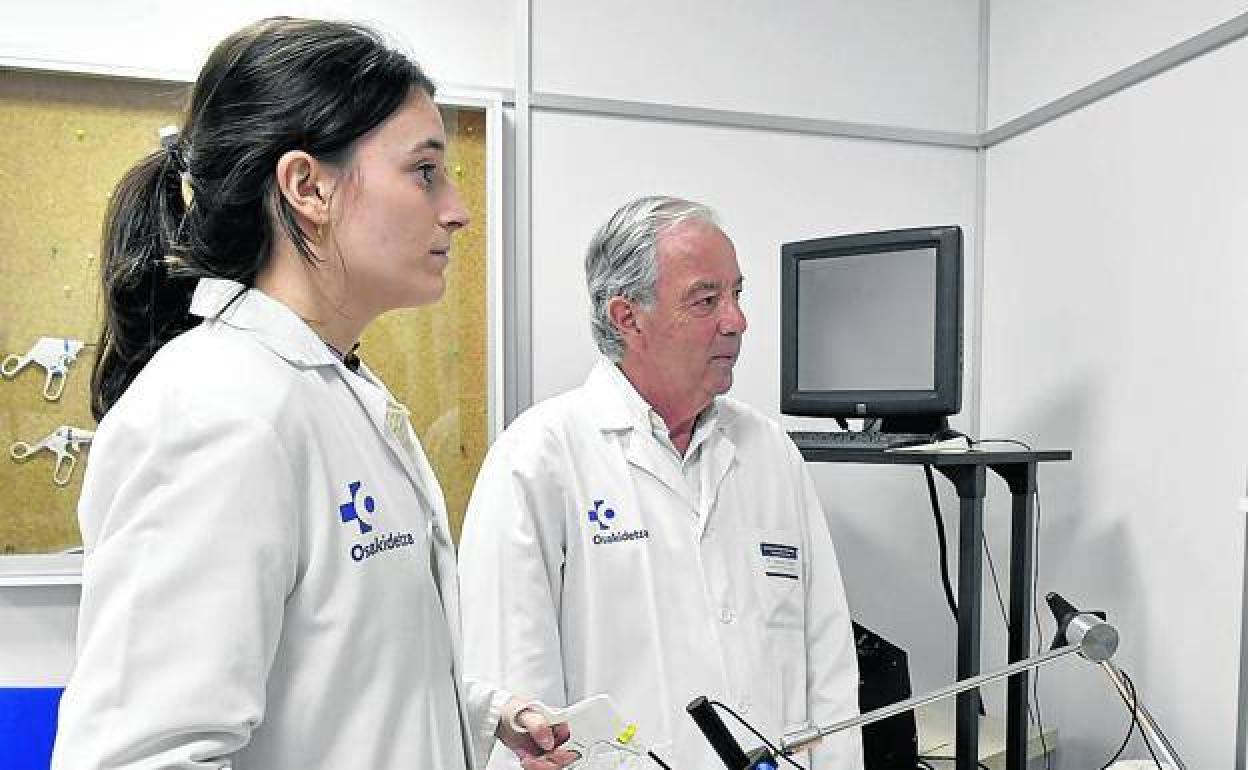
[585,195,721,361]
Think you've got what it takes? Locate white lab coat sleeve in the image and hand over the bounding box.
[794,448,866,770]
[51,397,298,770]
[458,424,568,770]
[462,677,512,767]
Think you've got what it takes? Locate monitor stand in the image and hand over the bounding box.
[878,416,951,436]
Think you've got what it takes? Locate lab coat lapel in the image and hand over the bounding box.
[584,360,694,504]
[623,431,691,503]
[337,368,439,519]
[700,426,737,528]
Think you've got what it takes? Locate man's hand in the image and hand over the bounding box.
[497,696,579,770]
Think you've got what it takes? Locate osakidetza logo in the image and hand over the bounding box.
[587,498,649,546]
[339,480,416,563]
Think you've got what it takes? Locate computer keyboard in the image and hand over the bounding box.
[787,430,936,451]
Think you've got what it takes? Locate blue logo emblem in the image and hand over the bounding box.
[588,499,615,530]
[339,480,375,535]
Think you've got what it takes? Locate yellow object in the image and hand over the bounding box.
[617,723,637,744]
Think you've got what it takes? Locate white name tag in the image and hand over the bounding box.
[760,541,800,579]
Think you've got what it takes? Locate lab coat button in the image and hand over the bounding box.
[719,607,735,624]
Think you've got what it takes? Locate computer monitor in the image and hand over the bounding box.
[780,225,962,434]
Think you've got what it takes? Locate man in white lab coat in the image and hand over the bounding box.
[459,196,864,770]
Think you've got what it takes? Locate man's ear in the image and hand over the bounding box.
[275,150,333,227]
[607,295,641,345]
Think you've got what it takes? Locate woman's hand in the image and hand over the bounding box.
[497,696,580,770]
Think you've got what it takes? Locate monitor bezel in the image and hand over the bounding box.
[780,225,963,418]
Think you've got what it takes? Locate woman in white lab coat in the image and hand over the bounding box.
[51,17,573,770]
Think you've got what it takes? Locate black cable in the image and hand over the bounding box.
[968,437,1034,451]
[708,699,805,770]
[647,749,674,770]
[1031,482,1051,770]
[923,464,959,621]
[1099,669,1139,769]
[1120,670,1167,768]
[982,532,1010,631]
[937,428,973,445]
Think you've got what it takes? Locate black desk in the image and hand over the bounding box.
[796,445,1072,770]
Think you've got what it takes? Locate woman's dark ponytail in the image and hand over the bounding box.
[90,143,198,420]
[88,17,435,420]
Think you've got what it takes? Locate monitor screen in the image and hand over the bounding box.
[797,246,937,391]
[781,226,962,422]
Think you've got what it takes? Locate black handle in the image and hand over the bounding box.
[1046,591,1078,648]
[687,696,751,770]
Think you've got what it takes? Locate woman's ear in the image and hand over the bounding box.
[275,150,333,227]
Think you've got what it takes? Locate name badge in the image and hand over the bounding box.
[760,541,800,580]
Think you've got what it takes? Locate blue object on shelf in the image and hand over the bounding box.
[0,688,63,770]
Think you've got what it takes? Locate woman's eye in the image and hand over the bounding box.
[415,163,438,187]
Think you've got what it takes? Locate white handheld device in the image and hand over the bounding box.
[513,694,648,767]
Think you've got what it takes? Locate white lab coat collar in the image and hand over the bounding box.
[583,359,641,431]
[189,277,341,368]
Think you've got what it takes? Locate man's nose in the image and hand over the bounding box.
[719,297,747,335]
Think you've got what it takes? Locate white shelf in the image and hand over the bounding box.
[0,554,82,587]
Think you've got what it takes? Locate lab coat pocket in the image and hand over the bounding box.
[750,528,805,630]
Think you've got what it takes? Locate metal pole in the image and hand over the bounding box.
[1099,661,1185,769]
[782,644,1078,755]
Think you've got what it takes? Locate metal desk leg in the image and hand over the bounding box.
[991,461,1039,770]
[937,464,987,770]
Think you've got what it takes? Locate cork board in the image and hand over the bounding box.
[0,69,490,556]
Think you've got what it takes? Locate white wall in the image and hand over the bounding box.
[0,587,78,685]
[982,31,1248,768]
[533,0,982,132]
[0,0,513,89]
[987,0,1248,126]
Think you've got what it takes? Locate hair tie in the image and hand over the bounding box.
[157,125,189,174]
